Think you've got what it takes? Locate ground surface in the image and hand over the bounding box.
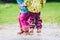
[0,23,60,40]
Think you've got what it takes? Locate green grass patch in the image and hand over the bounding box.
[0,3,19,24]
[41,2,60,23]
[0,2,60,24]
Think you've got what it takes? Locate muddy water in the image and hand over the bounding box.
[0,23,60,40]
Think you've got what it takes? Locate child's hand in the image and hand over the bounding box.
[23,3,27,8]
[18,4,24,7]
[18,3,27,8]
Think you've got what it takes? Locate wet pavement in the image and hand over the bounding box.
[0,23,60,40]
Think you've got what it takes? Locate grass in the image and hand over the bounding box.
[0,2,60,24]
[0,3,19,24]
[41,2,60,23]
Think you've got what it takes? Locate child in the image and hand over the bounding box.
[16,0,30,35]
[27,0,46,33]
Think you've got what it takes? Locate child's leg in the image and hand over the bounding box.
[29,12,35,33]
[18,13,30,34]
[35,12,42,33]
[18,13,24,34]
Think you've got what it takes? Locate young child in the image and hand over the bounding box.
[16,0,30,35]
[27,0,46,33]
